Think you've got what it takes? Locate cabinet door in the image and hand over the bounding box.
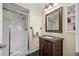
[43,40,52,56]
[51,42,55,56]
[39,39,44,55]
[55,40,63,56]
[39,39,52,56]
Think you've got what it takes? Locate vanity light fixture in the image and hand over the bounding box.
[44,3,58,12]
[54,3,58,6]
[44,4,48,12]
[44,8,48,12]
[48,3,53,9]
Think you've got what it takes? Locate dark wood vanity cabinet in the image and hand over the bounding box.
[39,36,64,56]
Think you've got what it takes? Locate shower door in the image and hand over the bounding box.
[3,9,29,56]
[10,10,28,56]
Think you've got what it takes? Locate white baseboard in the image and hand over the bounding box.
[12,50,29,56]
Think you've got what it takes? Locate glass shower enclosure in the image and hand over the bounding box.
[3,3,29,56]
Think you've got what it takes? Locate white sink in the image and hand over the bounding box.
[43,36,53,39]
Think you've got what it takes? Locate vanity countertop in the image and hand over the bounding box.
[39,35,64,42]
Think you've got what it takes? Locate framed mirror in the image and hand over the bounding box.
[45,7,62,33]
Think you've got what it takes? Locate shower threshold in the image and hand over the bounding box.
[10,50,30,56]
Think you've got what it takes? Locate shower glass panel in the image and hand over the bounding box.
[3,9,28,56]
[10,11,28,56]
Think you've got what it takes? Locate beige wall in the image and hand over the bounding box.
[41,3,76,56]
[76,3,79,53]
[0,3,2,44]
[0,3,2,56]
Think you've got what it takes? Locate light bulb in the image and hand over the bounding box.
[44,8,48,12]
[54,3,58,6]
[48,5,52,9]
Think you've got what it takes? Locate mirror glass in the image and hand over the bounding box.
[47,10,59,30]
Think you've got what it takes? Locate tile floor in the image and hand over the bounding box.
[27,50,39,56]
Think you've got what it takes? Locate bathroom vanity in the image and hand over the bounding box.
[39,35,64,56]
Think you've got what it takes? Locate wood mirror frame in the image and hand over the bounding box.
[45,7,62,33]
